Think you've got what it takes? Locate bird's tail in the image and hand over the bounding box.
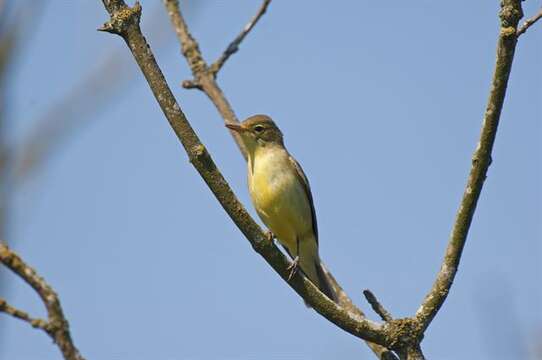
[297,238,338,304]
[314,260,338,303]
[299,258,338,306]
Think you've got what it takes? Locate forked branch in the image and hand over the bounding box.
[0,243,85,360]
[0,298,50,332]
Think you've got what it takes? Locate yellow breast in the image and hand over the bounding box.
[248,146,313,250]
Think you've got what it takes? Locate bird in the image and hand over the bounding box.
[226,114,337,303]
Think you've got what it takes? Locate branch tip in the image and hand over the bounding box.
[363,290,393,322]
[182,79,202,90]
[97,22,116,34]
[99,0,142,37]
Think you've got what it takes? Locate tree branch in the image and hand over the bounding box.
[208,0,271,77]
[0,297,51,332]
[0,243,84,360]
[98,0,390,350]
[517,7,542,36]
[98,1,530,359]
[162,2,397,358]
[414,0,524,334]
[363,290,393,322]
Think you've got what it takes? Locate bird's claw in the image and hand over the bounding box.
[287,256,299,281]
[265,230,275,244]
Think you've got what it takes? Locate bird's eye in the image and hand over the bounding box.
[254,125,264,133]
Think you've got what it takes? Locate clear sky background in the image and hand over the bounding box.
[1,1,541,359]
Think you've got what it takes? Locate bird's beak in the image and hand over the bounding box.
[225,123,246,132]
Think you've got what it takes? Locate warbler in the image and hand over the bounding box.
[226,115,337,303]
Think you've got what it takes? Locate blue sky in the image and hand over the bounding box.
[2,1,541,359]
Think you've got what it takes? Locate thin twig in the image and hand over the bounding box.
[322,265,398,359]
[414,0,524,334]
[0,298,51,332]
[363,290,393,322]
[99,0,388,347]
[0,243,85,360]
[209,0,271,77]
[517,7,542,36]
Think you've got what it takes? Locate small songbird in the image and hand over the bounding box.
[226,115,337,303]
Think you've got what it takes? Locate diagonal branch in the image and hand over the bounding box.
[0,243,85,360]
[208,0,271,77]
[162,2,397,359]
[98,0,390,349]
[414,0,524,334]
[517,7,542,36]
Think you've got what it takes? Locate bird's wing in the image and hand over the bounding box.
[288,154,318,243]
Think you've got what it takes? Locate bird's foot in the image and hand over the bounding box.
[287,256,299,281]
[265,230,275,244]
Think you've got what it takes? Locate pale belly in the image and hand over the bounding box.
[248,150,313,251]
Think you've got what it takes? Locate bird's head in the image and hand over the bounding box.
[226,115,284,152]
